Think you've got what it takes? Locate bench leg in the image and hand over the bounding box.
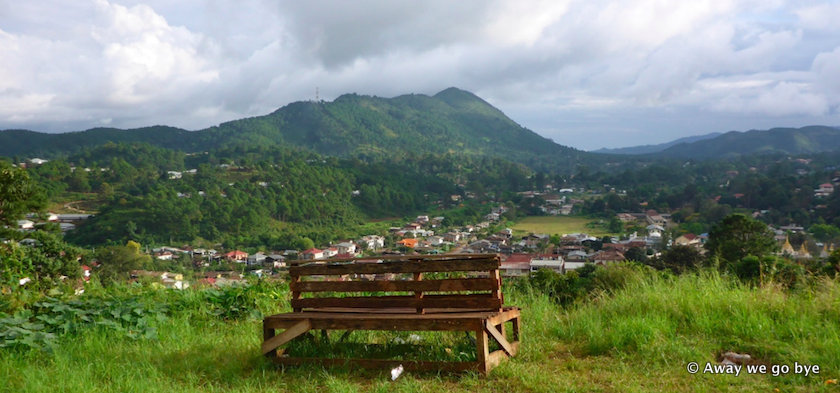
[262,319,312,356]
[263,324,277,358]
[475,327,489,375]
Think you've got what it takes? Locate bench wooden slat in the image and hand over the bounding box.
[291,293,503,310]
[271,357,482,373]
[290,257,499,276]
[291,277,499,293]
[294,253,498,265]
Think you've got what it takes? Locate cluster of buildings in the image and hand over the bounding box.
[17,212,93,233]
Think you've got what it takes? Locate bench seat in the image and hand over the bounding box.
[261,254,521,374]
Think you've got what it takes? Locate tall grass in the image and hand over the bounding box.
[1,271,838,392]
[553,270,840,389]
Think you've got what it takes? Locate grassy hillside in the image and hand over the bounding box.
[2,269,837,392]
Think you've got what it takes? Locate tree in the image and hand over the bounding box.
[94,245,151,284]
[0,163,46,229]
[660,245,703,273]
[809,224,840,242]
[624,247,647,263]
[705,214,777,266]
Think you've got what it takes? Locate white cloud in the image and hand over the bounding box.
[795,3,840,31]
[0,0,838,149]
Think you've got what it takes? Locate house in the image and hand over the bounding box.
[466,239,494,253]
[29,158,48,165]
[266,254,286,268]
[224,250,249,262]
[323,247,339,258]
[815,183,835,197]
[302,248,324,260]
[500,254,532,277]
[530,255,565,274]
[646,224,664,238]
[130,270,188,290]
[335,242,357,255]
[425,236,444,246]
[616,213,637,223]
[484,212,501,221]
[17,220,34,230]
[56,214,93,222]
[397,238,419,248]
[602,243,628,252]
[155,251,174,260]
[247,252,267,266]
[674,233,701,247]
[443,232,461,243]
[645,210,667,226]
[81,265,91,281]
[359,235,385,250]
[46,212,59,222]
[416,215,430,224]
[565,250,589,262]
[486,235,509,247]
[592,249,625,265]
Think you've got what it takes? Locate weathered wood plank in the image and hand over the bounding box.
[476,326,489,375]
[261,319,311,355]
[485,320,513,357]
[414,272,424,314]
[291,278,499,293]
[291,294,502,310]
[296,253,498,265]
[265,314,483,331]
[271,357,481,373]
[290,258,499,276]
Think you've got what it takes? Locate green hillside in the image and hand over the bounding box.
[657,126,840,159]
[0,88,584,171]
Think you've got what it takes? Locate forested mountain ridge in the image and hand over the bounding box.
[654,126,840,159]
[0,88,585,171]
[593,132,722,154]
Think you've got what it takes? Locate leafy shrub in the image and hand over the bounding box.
[202,280,285,320]
[0,295,166,351]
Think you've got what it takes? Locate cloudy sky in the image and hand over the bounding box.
[1,0,839,150]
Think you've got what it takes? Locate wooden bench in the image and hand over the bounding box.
[261,253,521,374]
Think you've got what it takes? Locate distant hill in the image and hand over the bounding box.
[0,87,584,171]
[655,126,840,159]
[593,132,722,155]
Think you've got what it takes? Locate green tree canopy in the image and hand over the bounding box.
[0,163,46,229]
[705,214,777,265]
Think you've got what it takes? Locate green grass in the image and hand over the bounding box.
[1,273,839,392]
[511,216,611,236]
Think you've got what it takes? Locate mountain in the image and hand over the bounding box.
[593,132,722,155]
[655,126,840,159]
[0,88,584,170]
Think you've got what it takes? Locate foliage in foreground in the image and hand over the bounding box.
[0,279,285,352]
[1,270,839,392]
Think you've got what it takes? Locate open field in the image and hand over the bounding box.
[2,271,838,392]
[511,216,612,236]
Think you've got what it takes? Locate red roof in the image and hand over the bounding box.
[303,248,322,254]
[502,253,532,263]
[224,250,248,258]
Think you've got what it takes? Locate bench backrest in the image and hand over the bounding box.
[289,254,503,314]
